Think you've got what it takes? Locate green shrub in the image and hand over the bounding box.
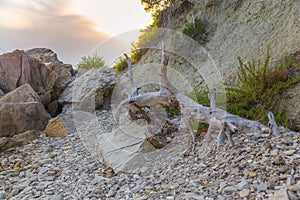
[182,17,206,43]
[130,12,160,62]
[77,54,106,70]
[136,27,159,47]
[113,57,128,73]
[187,86,210,106]
[164,105,181,116]
[112,12,160,73]
[141,0,174,13]
[226,49,300,126]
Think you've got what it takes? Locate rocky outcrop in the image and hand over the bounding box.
[26,48,76,99]
[0,48,75,117]
[281,82,300,131]
[0,84,51,138]
[0,50,58,94]
[26,48,76,116]
[157,0,194,29]
[138,0,300,127]
[26,48,60,63]
[58,68,116,112]
[190,0,299,81]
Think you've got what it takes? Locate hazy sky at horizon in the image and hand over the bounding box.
[0,0,152,66]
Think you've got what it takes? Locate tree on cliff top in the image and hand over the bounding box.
[141,0,174,12]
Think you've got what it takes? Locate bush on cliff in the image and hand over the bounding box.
[77,54,107,70]
[182,17,206,43]
[113,12,160,73]
[226,49,300,126]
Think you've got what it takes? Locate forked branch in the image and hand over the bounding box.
[115,41,281,150]
[161,42,178,94]
[124,53,138,97]
[268,111,281,137]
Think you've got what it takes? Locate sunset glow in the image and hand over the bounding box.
[0,0,152,65]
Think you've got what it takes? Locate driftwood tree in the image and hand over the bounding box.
[115,42,281,151]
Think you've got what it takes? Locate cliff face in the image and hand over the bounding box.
[137,0,300,127]
[191,0,299,80]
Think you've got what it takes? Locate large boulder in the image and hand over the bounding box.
[0,48,76,117]
[26,48,76,116]
[0,49,58,94]
[26,48,61,63]
[58,68,116,112]
[26,48,76,99]
[0,84,51,138]
[73,111,188,173]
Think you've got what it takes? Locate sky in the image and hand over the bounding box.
[0,0,152,66]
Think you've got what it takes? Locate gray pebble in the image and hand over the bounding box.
[223,186,237,193]
[257,182,268,192]
[237,178,250,191]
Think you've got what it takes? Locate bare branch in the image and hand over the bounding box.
[115,41,279,152]
[208,88,217,109]
[161,42,178,94]
[192,11,196,30]
[124,53,138,97]
[114,45,179,125]
[115,92,175,124]
[268,111,280,137]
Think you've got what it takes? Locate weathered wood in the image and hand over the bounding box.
[192,11,196,30]
[115,41,282,150]
[208,88,235,147]
[173,91,268,147]
[218,121,236,147]
[161,42,178,94]
[208,88,216,109]
[268,111,280,137]
[115,46,178,124]
[115,53,178,148]
[123,53,146,122]
[124,53,138,97]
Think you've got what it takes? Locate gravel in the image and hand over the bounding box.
[0,109,299,199]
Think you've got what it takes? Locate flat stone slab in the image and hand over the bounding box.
[97,124,156,173]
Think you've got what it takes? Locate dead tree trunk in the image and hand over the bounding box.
[115,42,280,149]
[207,88,235,148]
[115,43,178,124]
[268,111,282,137]
[124,53,138,97]
[208,88,216,109]
[116,52,177,148]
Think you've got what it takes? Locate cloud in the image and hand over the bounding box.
[0,0,110,65]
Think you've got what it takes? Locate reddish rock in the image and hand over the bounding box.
[26,48,75,99]
[26,48,76,115]
[0,84,51,137]
[0,48,75,116]
[0,49,58,94]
